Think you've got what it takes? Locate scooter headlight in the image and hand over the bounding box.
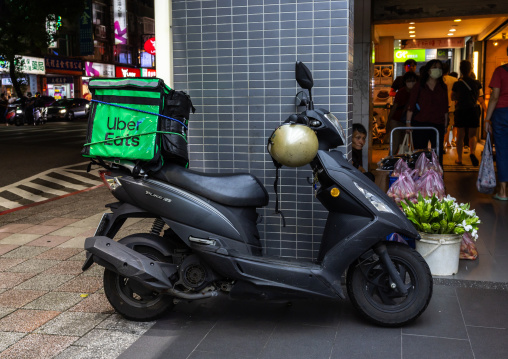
[354,182,395,214]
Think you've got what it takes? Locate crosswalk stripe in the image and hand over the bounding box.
[22,182,69,196]
[0,197,22,210]
[5,187,49,203]
[59,170,102,185]
[38,175,89,191]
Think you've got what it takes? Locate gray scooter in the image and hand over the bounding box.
[82,62,432,327]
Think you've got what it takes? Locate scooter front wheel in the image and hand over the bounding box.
[346,242,432,327]
[103,245,175,321]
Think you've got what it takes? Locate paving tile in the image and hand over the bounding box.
[468,326,508,358]
[68,213,106,228]
[0,272,36,290]
[401,335,473,359]
[58,236,87,249]
[24,292,83,311]
[68,250,88,261]
[35,247,82,260]
[259,323,337,359]
[0,333,77,359]
[0,244,18,256]
[0,258,25,271]
[36,312,109,337]
[7,259,59,274]
[0,233,11,241]
[1,245,50,259]
[15,273,74,291]
[0,223,33,233]
[81,263,104,277]
[188,351,236,359]
[25,234,73,247]
[96,313,154,335]
[74,328,140,352]
[50,226,92,237]
[39,218,80,227]
[403,288,468,339]
[19,225,61,235]
[70,293,114,314]
[331,301,401,359]
[457,287,508,328]
[0,331,26,352]
[0,309,60,333]
[55,274,103,293]
[55,344,128,359]
[43,260,83,275]
[0,289,46,308]
[0,233,42,245]
[0,307,15,320]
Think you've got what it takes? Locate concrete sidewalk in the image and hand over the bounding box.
[0,172,507,358]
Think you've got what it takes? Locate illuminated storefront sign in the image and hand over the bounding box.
[402,38,465,49]
[85,62,115,77]
[0,56,45,75]
[394,50,426,63]
[141,68,156,77]
[144,38,156,55]
[114,0,128,44]
[116,66,140,77]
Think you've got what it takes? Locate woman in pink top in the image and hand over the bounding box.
[485,63,508,200]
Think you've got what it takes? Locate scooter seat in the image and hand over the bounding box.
[153,163,269,207]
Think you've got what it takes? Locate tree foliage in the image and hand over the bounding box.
[0,0,85,96]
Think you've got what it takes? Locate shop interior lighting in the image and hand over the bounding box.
[409,26,415,29]
[493,42,499,46]
[410,35,416,38]
[409,22,415,24]
[409,31,415,34]
[473,51,479,78]
[454,19,462,22]
[449,29,456,32]
[448,33,454,36]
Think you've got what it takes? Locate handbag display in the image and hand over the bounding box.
[477,133,496,194]
[397,132,414,156]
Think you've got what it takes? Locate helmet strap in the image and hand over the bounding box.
[272,160,286,227]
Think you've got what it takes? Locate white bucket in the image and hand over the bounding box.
[416,233,462,276]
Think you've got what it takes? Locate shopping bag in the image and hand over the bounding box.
[397,132,414,156]
[477,133,496,194]
[460,232,478,260]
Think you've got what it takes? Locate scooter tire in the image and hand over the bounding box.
[103,245,175,321]
[346,242,432,327]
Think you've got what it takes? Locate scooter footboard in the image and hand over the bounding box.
[196,250,344,300]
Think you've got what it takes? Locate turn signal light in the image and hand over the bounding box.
[330,188,340,197]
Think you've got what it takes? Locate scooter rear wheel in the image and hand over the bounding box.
[346,242,432,327]
[103,245,175,321]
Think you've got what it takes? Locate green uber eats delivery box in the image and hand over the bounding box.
[81,77,194,170]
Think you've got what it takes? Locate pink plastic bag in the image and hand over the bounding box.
[428,150,443,175]
[460,232,478,260]
[387,172,417,204]
[415,152,429,177]
[415,169,445,199]
[392,158,410,177]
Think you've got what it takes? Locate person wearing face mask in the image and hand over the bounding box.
[451,60,485,166]
[406,60,449,166]
[387,71,418,153]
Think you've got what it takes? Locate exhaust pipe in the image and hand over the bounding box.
[84,236,218,300]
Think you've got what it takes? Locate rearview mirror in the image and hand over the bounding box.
[295,62,313,90]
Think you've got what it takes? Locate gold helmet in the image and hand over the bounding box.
[267,123,318,167]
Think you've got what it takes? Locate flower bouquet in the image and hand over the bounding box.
[401,193,480,240]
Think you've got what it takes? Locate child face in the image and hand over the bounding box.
[352,130,366,150]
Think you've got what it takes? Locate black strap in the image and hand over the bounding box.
[272,162,286,227]
[459,78,479,105]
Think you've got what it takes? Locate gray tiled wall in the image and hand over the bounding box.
[172,0,353,259]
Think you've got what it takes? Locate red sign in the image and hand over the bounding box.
[115,66,140,77]
[144,37,156,55]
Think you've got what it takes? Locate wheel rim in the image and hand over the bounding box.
[359,255,418,313]
[114,252,164,308]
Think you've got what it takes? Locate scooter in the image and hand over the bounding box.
[82,62,432,327]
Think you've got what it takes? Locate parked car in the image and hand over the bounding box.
[44,98,90,121]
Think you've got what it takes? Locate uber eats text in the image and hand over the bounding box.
[104,117,141,146]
